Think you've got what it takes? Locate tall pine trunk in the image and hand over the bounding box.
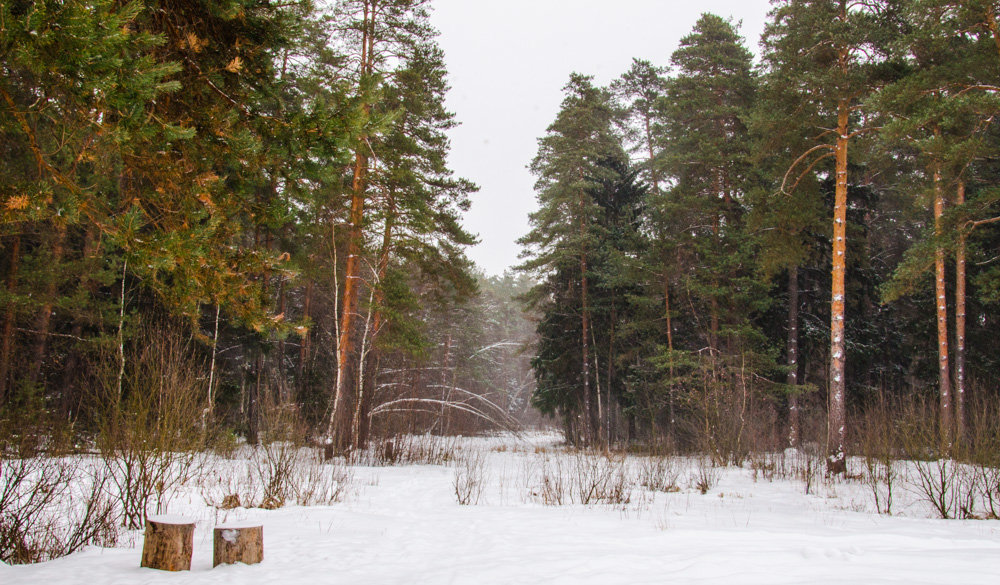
[932,159,952,448]
[330,149,367,444]
[580,250,592,445]
[580,191,592,445]
[329,0,374,446]
[664,269,675,434]
[828,98,849,475]
[954,180,967,444]
[787,265,801,449]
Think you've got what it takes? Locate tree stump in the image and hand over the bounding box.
[140,515,195,571]
[213,522,263,567]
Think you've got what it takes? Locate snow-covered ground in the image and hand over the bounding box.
[3,433,999,584]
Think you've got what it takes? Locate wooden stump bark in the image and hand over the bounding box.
[213,523,263,567]
[140,515,195,571]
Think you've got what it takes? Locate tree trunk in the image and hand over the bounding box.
[787,265,801,449]
[645,115,660,194]
[0,235,21,405]
[248,353,262,445]
[580,195,593,446]
[140,516,195,572]
[213,523,263,567]
[932,160,952,448]
[827,98,849,476]
[329,0,373,445]
[607,303,615,446]
[58,229,99,418]
[299,280,313,392]
[954,180,967,444]
[278,274,289,405]
[664,264,675,435]
[27,222,67,386]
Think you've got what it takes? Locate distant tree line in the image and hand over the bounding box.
[518,2,1000,470]
[0,0,536,451]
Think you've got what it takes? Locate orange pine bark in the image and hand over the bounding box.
[933,161,952,447]
[828,98,849,475]
[329,0,375,445]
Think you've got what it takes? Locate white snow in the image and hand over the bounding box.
[3,434,999,584]
[146,514,196,525]
[220,529,239,545]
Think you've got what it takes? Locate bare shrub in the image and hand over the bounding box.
[855,401,899,515]
[908,458,959,519]
[638,456,682,492]
[976,465,1000,519]
[245,403,346,509]
[748,451,783,483]
[250,441,297,509]
[675,352,782,467]
[453,450,488,505]
[293,451,354,506]
[533,456,568,506]
[964,391,1000,519]
[893,398,981,519]
[571,451,632,506]
[96,324,207,529]
[861,457,898,515]
[361,434,459,466]
[202,404,353,510]
[691,456,719,495]
[0,455,121,564]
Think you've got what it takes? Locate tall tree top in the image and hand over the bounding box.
[672,13,754,80]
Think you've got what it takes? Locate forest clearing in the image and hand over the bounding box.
[3,434,1000,584]
[3,0,1000,578]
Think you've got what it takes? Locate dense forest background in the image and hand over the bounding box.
[520,0,1000,471]
[0,0,538,455]
[1,0,999,474]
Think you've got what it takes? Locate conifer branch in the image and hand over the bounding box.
[780,144,835,194]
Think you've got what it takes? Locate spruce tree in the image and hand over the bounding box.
[518,74,623,445]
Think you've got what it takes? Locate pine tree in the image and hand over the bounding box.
[518,74,623,445]
[877,0,1000,447]
[655,14,776,458]
[761,0,900,473]
[0,0,182,404]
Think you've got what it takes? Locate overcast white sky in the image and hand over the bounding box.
[429,0,774,276]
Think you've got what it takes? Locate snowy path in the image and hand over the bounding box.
[3,439,1000,584]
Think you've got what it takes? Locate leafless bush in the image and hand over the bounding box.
[976,465,1000,519]
[201,401,353,509]
[570,451,632,505]
[293,451,354,506]
[453,450,488,505]
[861,457,898,515]
[963,392,1000,519]
[691,456,719,495]
[638,456,682,492]
[201,445,353,510]
[901,457,982,520]
[533,456,569,506]
[360,435,459,466]
[748,451,785,483]
[855,402,899,515]
[250,441,298,509]
[892,397,979,519]
[0,455,121,564]
[96,325,207,529]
